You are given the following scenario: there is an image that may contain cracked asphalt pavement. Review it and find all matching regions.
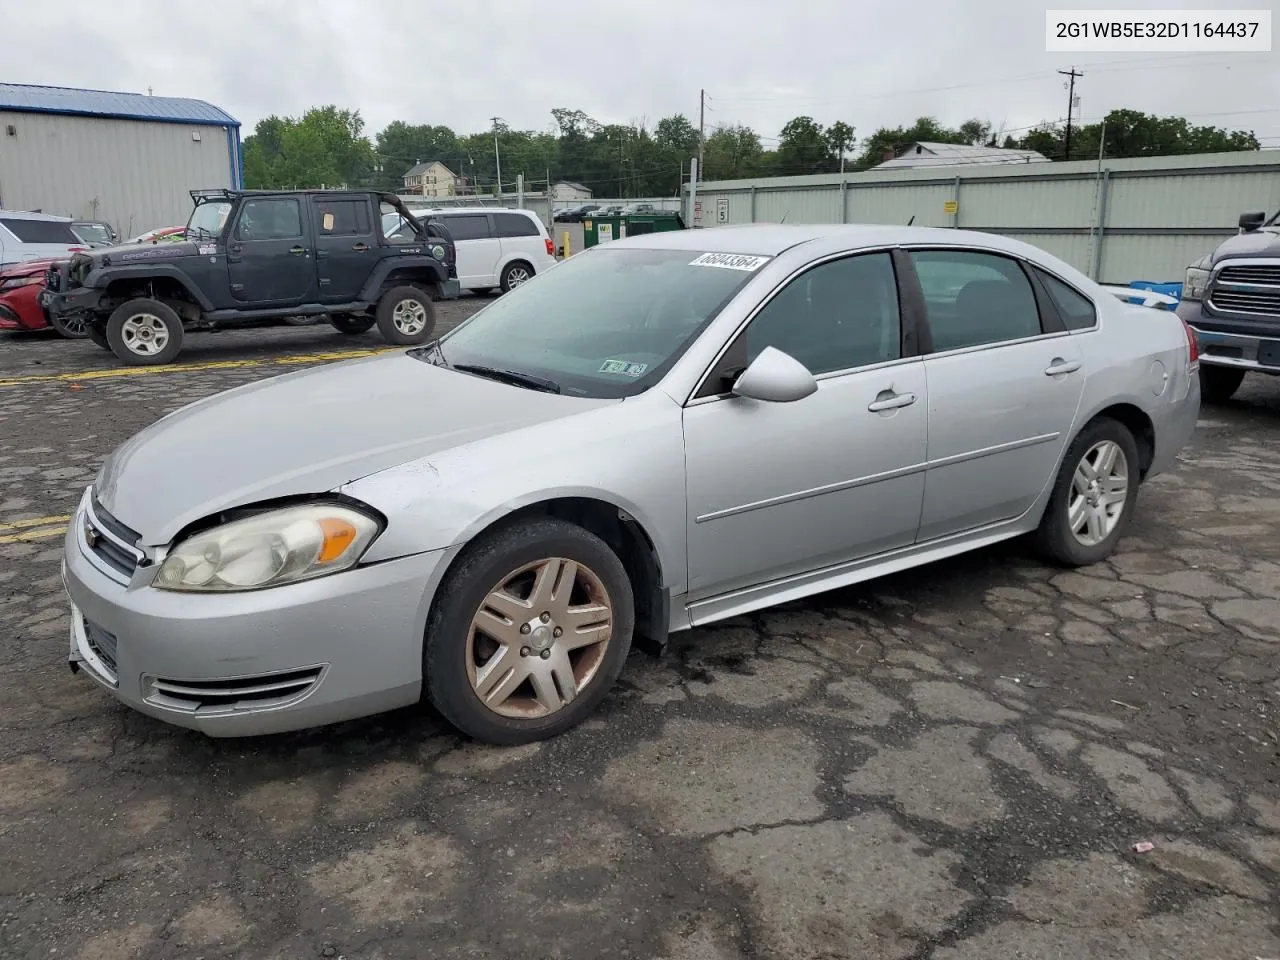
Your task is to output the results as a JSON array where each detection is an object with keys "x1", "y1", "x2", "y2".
[{"x1": 1, "y1": 304, "x2": 1278, "y2": 959}]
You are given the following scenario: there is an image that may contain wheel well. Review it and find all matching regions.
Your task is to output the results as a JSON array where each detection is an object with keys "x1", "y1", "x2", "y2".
[
  {"x1": 380, "y1": 268, "x2": 442, "y2": 299},
  {"x1": 1091, "y1": 403, "x2": 1155, "y2": 478},
  {"x1": 441, "y1": 497, "x2": 668, "y2": 656},
  {"x1": 102, "y1": 277, "x2": 200, "y2": 322}
]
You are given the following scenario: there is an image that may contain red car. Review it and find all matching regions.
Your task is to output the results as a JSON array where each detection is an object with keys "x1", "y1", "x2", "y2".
[{"x1": 0, "y1": 259, "x2": 87, "y2": 338}]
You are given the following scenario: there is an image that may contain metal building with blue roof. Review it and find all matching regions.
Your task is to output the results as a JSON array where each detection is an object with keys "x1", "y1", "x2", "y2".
[{"x1": 0, "y1": 82, "x2": 242, "y2": 238}]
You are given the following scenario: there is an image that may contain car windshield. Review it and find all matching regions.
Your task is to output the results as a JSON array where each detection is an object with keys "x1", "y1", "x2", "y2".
[
  {"x1": 431, "y1": 247, "x2": 764, "y2": 399},
  {"x1": 186, "y1": 201, "x2": 231, "y2": 239},
  {"x1": 71, "y1": 223, "x2": 112, "y2": 245}
]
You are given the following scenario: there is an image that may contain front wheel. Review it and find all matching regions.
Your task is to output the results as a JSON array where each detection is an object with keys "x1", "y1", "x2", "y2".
[
  {"x1": 424, "y1": 518, "x2": 635, "y2": 745},
  {"x1": 330, "y1": 314, "x2": 376, "y2": 335},
  {"x1": 48, "y1": 312, "x2": 89, "y2": 339},
  {"x1": 375, "y1": 286, "x2": 436, "y2": 345},
  {"x1": 86, "y1": 323, "x2": 110, "y2": 351},
  {"x1": 105, "y1": 298, "x2": 184, "y2": 366},
  {"x1": 1035, "y1": 417, "x2": 1141, "y2": 567},
  {"x1": 1199, "y1": 365, "x2": 1245, "y2": 404}
]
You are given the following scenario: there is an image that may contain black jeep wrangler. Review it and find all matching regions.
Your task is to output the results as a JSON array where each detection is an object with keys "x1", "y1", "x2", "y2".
[{"x1": 42, "y1": 189, "x2": 460, "y2": 365}]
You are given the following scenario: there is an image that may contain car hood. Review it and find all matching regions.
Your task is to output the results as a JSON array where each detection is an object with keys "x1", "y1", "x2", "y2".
[
  {"x1": 0, "y1": 258, "x2": 57, "y2": 279},
  {"x1": 1211, "y1": 228, "x2": 1280, "y2": 264},
  {"x1": 91, "y1": 240, "x2": 198, "y2": 267},
  {"x1": 95, "y1": 352, "x2": 613, "y2": 545}
]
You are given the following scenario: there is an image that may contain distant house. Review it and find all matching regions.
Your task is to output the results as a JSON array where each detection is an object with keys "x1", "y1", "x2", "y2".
[
  {"x1": 875, "y1": 142, "x2": 1049, "y2": 170},
  {"x1": 551, "y1": 180, "x2": 592, "y2": 201},
  {"x1": 402, "y1": 160, "x2": 461, "y2": 197}
]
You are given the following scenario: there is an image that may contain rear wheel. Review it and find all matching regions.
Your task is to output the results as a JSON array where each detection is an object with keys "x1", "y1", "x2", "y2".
[
  {"x1": 424, "y1": 518, "x2": 634, "y2": 745},
  {"x1": 1035, "y1": 417, "x2": 1140, "y2": 567},
  {"x1": 500, "y1": 261, "x2": 533, "y2": 293},
  {"x1": 375, "y1": 286, "x2": 436, "y2": 345},
  {"x1": 105, "y1": 298, "x2": 184, "y2": 366},
  {"x1": 1199, "y1": 365, "x2": 1245, "y2": 404},
  {"x1": 330, "y1": 314, "x2": 376, "y2": 335}
]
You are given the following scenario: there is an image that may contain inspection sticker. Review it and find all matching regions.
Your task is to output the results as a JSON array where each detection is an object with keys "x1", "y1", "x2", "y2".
[
  {"x1": 689, "y1": 252, "x2": 770, "y2": 271},
  {"x1": 599, "y1": 359, "x2": 648, "y2": 377}
]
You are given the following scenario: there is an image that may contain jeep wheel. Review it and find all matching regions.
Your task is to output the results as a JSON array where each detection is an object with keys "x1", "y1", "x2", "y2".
[
  {"x1": 48, "y1": 312, "x2": 90, "y2": 340},
  {"x1": 375, "y1": 286, "x2": 436, "y2": 345},
  {"x1": 106, "y1": 298, "x2": 184, "y2": 366},
  {"x1": 330, "y1": 314, "x2": 376, "y2": 335}
]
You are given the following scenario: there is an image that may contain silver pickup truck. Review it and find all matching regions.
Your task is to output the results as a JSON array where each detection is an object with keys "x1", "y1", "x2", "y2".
[{"x1": 1177, "y1": 210, "x2": 1280, "y2": 402}]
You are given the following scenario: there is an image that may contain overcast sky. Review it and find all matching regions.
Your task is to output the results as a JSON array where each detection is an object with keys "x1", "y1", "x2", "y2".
[{"x1": 7, "y1": 0, "x2": 1279, "y2": 149}]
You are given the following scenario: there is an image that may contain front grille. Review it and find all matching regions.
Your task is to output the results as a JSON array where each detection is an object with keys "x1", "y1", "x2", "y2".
[
  {"x1": 85, "y1": 495, "x2": 141, "y2": 578},
  {"x1": 83, "y1": 619, "x2": 119, "y2": 676},
  {"x1": 1218, "y1": 264, "x2": 1280, "y2": 286},
  {"x1": 1208, "y1": 289, "x2": 1280, "y2": 316},
  {"x1": 146, "y1": 667, "x2": 324, "y2": 712}
]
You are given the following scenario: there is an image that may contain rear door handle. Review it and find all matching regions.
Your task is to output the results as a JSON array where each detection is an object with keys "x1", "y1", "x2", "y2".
[
  {"x1": 352, "y1": 242, "x2": 369, "y2": 252},
  {"x1": 868, "y1": 390, "x2": 917, "y2": 412},
  {"x1": 289, "y1": 245, "x2": 307, "y2": 256},
  {"x1": 1044, "y1": 358, "x2": 1081, "y2": 376}
]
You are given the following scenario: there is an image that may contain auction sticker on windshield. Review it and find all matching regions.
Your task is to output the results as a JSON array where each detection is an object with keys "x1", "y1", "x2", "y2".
[
  {"x1": 599, "y1": 359, "x2": 648, "y2": 377},
  {"x1": 689, "y1": 252, "x2": 770, "y2": 271}
]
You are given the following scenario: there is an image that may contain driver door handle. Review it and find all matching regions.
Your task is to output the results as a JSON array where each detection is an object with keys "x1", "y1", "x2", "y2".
[
  {"x1": 867, "y1": 390, "x2": 917, "y2": 412},
  {"x1": 352, "y1": 242, "x2": 369, "y2": 252},
  {"x1": 289, "y1": 245, "x2": 307, "y2": 256},
  {"x1": 1044, "y1": 358, "x2": 1081, "y2": 376}
]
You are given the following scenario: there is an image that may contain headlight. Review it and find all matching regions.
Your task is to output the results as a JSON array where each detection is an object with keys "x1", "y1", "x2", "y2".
[
  {"x1": 1183, "y1": 266, "x2": 1210, "y2": 301},
  {"x1": 0, "y1": 276, "x2": 41, "y2": 291},
  {"x1": 153, "y1": 503, "x2": 380, "y2": 593}
]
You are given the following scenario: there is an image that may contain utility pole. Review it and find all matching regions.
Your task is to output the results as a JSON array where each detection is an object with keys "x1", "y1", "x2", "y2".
[
  {"x1": 698, "y1": 89, "x2": 706, "y2": 175},
  {"x1": 1058, "y1": 67, "x2": 1082, "y2": 161},
  {"x1": 491, "y1": 116, "x2": 504, "y2": 198}
]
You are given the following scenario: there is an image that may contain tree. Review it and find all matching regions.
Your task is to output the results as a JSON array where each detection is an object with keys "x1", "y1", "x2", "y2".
[
  {"x1": 703, "y1": 125, "x2": 766, "y2": 181},
  {"x1": 852, "y1": 117, "x2": 975, "y2": 170},
  {"x1": 1006, "y1": 109, "x2": 1260, "y2": 161},
  {"x1": 375, "y1": 121, "x2": 459, "y2": 191},
  {"x1": 776, "y1": 116, "x2": 830, "y2": 175},
  {"x1": 241, "y1": 106, "x2": 375, "y2": 189},
  {"x1": 825, "y1": 121, "x2": 856, "y2": 172}
]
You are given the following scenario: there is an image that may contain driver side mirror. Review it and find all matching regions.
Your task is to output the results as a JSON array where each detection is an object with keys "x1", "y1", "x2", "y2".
[
  {"x1": 1239, "y1": 211, "x2": 1266, "y2": 232},
  {"x1": 730, "y1": 346, "x2": 818, "y2": 403}
]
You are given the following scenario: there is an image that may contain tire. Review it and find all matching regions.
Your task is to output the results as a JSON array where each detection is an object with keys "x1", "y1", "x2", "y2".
[
  {"x1": 1199, "y1": 365, "x2": 1245, "y2": 404},
  {"x1": 330, "y1": 314, "x2": 376, "y2": 335},
  {"x1": 105, "y1": 298, "x2": 184, "y2": 366},
  {"x1": 86, "y1": 323, "x2": 110, "y2": 351},
  {"x1": 424, "y1": 517, "x2": 635, "y2": 745},
  {"x1": 1035, "y1": 417, "x2": 1141, "y2": 567},
  {"x1": 48, "y1": 312, "x2": 89, "y2": 339},
  {"x1": 500, "y1": 261, "x2": 533, "y2": 294},
  {"x1": 375, "y1": 285, "x2": 436, "y2": 345},
  {"x1": 471, "y1": 287, "x2": 494, "y2": 297}
]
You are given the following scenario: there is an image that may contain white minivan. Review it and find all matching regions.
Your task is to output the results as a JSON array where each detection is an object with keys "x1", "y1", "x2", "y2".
[
  {"x1": 387, "y1": 207, "x2": 556, "y2": 295},
  {"x1": 0, "y1": 211, "x2": 90, "y2": 267}
]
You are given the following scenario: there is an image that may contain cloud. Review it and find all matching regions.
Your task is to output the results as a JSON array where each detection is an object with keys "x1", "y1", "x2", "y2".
[{"x1": 7, "y1": 0, "x2": 1278, "y2": 146}]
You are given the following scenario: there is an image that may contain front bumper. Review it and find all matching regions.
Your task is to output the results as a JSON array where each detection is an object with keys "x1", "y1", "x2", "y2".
[
  {"x1": 62, "y1": 506, "x2": 450, "y2": 737},
  {"x1": 41, "y1": 284, "x2": 104, "y2": 318},
  {"x1": 1177, "y1": 300, "x2": 1280, "y2": 374}
]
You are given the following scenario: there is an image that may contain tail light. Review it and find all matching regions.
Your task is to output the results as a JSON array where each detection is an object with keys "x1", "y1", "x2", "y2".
[
  {"x1": 1181, "y1": 319, "x2": 1199, "y2": 370},
  {"x1": 545, "y1": 237, "x2": 555, "y2": 257}
]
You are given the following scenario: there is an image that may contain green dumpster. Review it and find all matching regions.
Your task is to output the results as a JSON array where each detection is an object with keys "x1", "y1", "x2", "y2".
[{"x1": 582, "y1": 212, "x2": 685, "y2": 248}]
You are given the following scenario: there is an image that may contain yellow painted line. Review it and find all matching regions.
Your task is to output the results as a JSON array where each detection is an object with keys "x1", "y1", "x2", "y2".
[
  {"x1": 0, "y1": 524, "x2": 67, "y2": 544},
  {"x1": 0, "y1": 514, "x2": 73, "y2": 532},
  {"x1": 0, "y1": 347, "x2": 398, "y2": 388}
]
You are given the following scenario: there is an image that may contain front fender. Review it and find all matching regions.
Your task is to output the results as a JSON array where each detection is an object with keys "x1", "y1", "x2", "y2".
[{"x1": 86, "y1": 264, "x2": 214, "y2": 311}]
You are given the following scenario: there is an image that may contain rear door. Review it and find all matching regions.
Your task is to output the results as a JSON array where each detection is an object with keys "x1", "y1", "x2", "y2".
[
  {"x1": 907, "y1": 247, "x2": 1085, "y2": 542},
  {"x1": 226, "y1": 197, "x2": 316, "y2": 305},
  {"x1": 311, "y1": 195, "x2": 377, "y2": 303},
  {"x1": 444, "y1": 213, "x2": 501, "y2": 289},
  {"x1": 493, "y1": 211, "x2": 553, "y2": 275}
]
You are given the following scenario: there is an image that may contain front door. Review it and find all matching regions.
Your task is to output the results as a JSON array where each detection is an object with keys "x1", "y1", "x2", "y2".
[
  {"x1": 227, "y1": 197, "x2": 316, "y2": 305},
  {"x1": 683, "y1": 250, "x2": 928, "y2": 601},
  {"x1": 311, "y1": 196, "x2": 377, "y2": 303},
  {"x1": 444, "y1": 213, "x2": 501, "y2": 289},
  {"x1": 907, "y1": 247, "x2": 1087, "y2": 541}
]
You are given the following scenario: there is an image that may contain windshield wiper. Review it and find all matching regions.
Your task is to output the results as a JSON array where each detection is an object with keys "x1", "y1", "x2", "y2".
[{"x1": 452, "y1": 364, "x2": 561, "y2": 394}]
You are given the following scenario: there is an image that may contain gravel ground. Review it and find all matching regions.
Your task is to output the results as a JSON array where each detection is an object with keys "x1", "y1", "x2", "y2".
[{"x1": 0, "y1": 304, "x2": 1277, "y2": 960}]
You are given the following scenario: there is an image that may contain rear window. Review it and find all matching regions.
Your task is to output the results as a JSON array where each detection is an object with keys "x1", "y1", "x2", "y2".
[
  {"x1": 493, "y1": 212, "x2": 540, "y2": 238},
  {"x1": 0, "y1": 218, "x2": 80, "y2": 244},
  {"x1": 443, "y1": 214, "x2": 492, "y2": 241},
  {"x1": 313, "y1": 198, "x2": 371, "y2": 236},
  {"x1": 1036, "y1": 268, "x2": 1098, "y2": 330}
]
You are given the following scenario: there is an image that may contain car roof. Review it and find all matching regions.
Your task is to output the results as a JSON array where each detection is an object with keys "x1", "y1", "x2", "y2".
[
  {"x1": 422, "y1": 207, "x2": 535, "y2": 217},
  {"x1": 0, "y1": 209, "x2": 73, "y2": 223},
  {"x1": 614, "y1": 223, "x2": 1038, "y2": 258}
]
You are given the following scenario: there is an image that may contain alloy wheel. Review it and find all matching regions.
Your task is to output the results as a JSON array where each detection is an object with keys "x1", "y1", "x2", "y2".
[
  {"x1": 391, "y1": 299, "x2": 428, "y2": 336},
  {"x1": 466, "y1": 557, "x2": 613, "y2": 719},
  {"x1": 1068, "y1": 439, "x2": 1129, "y2": 547},
  {"x1": 120, "y1": 314, "x2": 169, "y2": 356}
]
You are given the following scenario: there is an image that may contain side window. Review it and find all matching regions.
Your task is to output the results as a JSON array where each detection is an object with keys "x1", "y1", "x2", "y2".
[
  {"x1": 444, "y1": 215, "x2": 492, "y2": 241},
  {"x1": 493, "y1": 212, "x2": 540, "y2": 238},
  {"x1": 910, "y1": 249, "x2": 1042, "y2": 352},
  {"x1": 313, "y1": 199, "x2": 371, "y2": 237},
  {"x1": 1036, "y1": 268, "x2": 1098, "y2": 330},
  {"x1": 379, "y1": 203, "x2": 417, "y2": 243},
  {"x1": 236, "y1": 199, "x2": 302, "y2": 241},
  {"x1": 743, "y1": 252, "x2": 901, "y2": 377}
]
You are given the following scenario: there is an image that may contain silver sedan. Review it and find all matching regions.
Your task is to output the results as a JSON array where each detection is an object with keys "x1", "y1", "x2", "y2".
[{"x1": 62, "y1": 225, "x2": 1201, "y2": 744}]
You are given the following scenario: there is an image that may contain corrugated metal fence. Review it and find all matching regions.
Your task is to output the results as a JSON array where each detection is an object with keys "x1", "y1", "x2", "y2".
[{"x1": 683, "y1": 151, "x2": 1280, "y2": 283}]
